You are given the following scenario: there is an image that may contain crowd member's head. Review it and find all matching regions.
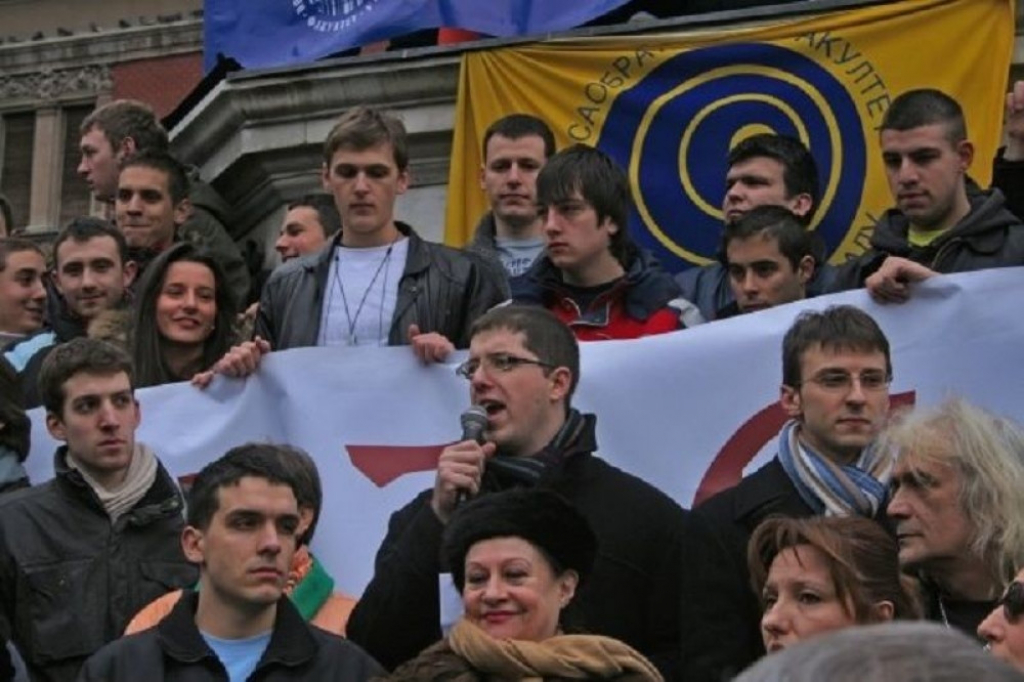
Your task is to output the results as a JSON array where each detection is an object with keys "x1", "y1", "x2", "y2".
[
  {"x1": 52, "y1": 217, "x2": 135, "y2": 322},
  {"x1": 183, "y1": 443, "x2": 303, "y2": 634},
  {"x1": 480, "y1": 114, "x2": 556, "y2": 236},
  {"x1": 979, "y1": 568, "x2": 1024, "y2": 672},
  {"x1": 0, "y1": 355, "x2": 30, "y2": 465},
  {"x1": 274, "y1": 193, "x2": 341, "y2": 261},
  {"x1": 79, "y1": 99, "x2": 169, "y2": 202},
  {"x1": 879, "y1": 89, "x2": 972, "y2": 232},
  {"x1": 39, "y1": 338, "x2": 140, "y2": 490},
  {"x1": 131, "y1": 242, "x2": 236, "y2": 387},
  {"x1": 115, "y1": 150, "x2": 191, "y2": 253},
  {"x1": 0, "y1": 194, "x2": 13, "y2": 236},
  {"x1": 457, "y1": 305, "x2": 578, "y2": 457},
  {"x1": 0, "y1": 238, "x2": 47, "y2": 338},
  {"x1": 749, "y1": 515, "x2": 920, "y2": 654},
  {"x1": 321, "y1": 106, "x2": 409, "y2": 248},
  {"x1": 735, "y1": 622, "x2": 1023, "y2": 682},
  {"x1": 723, "y1": 134, "x2": 819, "y2": 225},
  {"x1": 536, "y1": 144, "x2": 638, "y2": 285},
  {"x1": 721, "y1": 205, "x2": 815, "y2": 314},
  {"x1": 443, "y1": 488, "x2": 597, "y2": 641},
  {"x1": 882, "y1": 399, "x2": 1024, "y2": 600},
  {"x1": 780, "y1": 305, "x2": 892, "y2": 465}
]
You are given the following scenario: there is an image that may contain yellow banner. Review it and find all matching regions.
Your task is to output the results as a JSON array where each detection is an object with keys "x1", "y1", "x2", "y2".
[{"x1": 446, "y1": 0, "x2": 1014, "y2": 268}]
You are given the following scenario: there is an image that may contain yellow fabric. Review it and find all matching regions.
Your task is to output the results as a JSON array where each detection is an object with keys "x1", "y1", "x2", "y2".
[
  {"x1": 908, "y1": 224, "x2": 950, "y2": 248},
  {"x1": 445, "y1": 0, "x2": 1013, "y2": 269},
  {"x1": 447, "y1": 618, "x2": 664, "y2": 681}
]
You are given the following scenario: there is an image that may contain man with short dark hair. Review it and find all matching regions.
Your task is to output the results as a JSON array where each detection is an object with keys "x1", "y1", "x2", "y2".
[
  {"x1": 5, "y1": 218, "x2": 136, "y2": 406},
  {"x1": 513, "y1": 143, "x2": 699, "y2": 339},
  {"x1": 717, "y1": 205, "x2": 816, "y2": 318},
  {"x1": 678, "y1": 133, "x2": 830, "y2": 320},
  {"x1": 256, "y1": 106, "x2": 507, "y2": 360},
  {"x1": 832, "y1": 88, "x2": 1024, "y2": 291},
  {"x1": 468, "y1": 114, "x2": 556, "y2": 282},
  {"x1": 78, "y1": 99, "x2": 250, "y2": 303},
  {"x1": 681, "y1": 305, "x2": 896, "y2": 681},
  {"x1": 347, "y1": 304, "x2": 687, "y2": 677},
  {"x1": 275, "y1": 194, "x2": 342, "y2": 262},
  {"x1": 0, "y1": 238, "x2": 46, "y2": 349},
  {"x1": 79, "y1": 443, "x2": 383, "y2": 681},
  {"x1": 0, "y1": 338, "x2": 195, "y2": 682}
]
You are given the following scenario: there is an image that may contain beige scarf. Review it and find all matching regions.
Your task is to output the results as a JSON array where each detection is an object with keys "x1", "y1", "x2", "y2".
[
  {"x1": 448, "y1": 619, "x2": 664, "y2": 681},
  {"x1": 69, "y1": 442, "x2": 158, "y2": 521}
]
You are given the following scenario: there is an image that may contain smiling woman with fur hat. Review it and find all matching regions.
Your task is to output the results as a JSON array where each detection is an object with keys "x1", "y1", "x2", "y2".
[{"x1": 377, "y1": 489, "x2": 663, "y2": 681}]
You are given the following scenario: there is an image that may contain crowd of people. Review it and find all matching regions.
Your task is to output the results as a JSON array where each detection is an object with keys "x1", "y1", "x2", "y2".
[{"x1": 0, "y1": 73, "x2": 1023, "y2": 681}]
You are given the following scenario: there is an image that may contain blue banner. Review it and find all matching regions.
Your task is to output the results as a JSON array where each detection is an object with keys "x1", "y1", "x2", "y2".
[{"x1": 204, "y1": 0, "x2": 634, "y2": 71}]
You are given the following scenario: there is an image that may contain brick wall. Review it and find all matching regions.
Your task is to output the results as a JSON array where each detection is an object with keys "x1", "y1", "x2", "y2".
[{"x1": 112, "y1": 51, "x2": 203, "y2": 119}]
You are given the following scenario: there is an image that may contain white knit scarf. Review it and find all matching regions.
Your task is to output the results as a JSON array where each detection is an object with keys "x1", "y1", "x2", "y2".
[{"x1": 69, "y1": 442, "x2": 158, "y2": 521}]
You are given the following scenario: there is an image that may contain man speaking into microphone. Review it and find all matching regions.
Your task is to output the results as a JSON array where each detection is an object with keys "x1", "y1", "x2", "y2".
[{"x1": 346, "y1": 305, "x2": 687, "y2": 678}]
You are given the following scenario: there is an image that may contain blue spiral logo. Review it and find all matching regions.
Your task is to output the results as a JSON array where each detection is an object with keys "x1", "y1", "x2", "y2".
[{"x1": 598, "y1": 42, "x2": 865, "y2": 269}]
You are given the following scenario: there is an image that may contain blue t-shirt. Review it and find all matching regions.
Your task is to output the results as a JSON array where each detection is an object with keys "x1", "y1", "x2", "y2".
[
  {"x1": 201, "y1": 630, "x2": 272, "y2": 682},
  {"x1": 495, "y1": 236, "x2": 545, "y2": 278}
]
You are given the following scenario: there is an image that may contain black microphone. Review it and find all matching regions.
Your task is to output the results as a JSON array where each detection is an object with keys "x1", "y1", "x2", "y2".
[{"x1": 456, "y1": 405, "x2": 489, "y2": 507}]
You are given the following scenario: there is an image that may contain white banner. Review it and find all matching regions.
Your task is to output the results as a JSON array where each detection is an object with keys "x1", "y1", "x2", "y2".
[{"x1": 25, "y1": 267, "x2": 1024, "y2": 595}]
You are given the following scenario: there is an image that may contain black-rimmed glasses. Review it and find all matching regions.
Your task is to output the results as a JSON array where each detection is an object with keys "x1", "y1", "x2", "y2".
[{"x1": 455, "y1": 352, "x2": 555, "y2": 380}]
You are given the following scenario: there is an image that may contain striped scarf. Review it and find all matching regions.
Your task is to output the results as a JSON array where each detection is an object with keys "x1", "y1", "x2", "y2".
[{"x1": 777, "y1": 419, "x2": 892, "y2": 517}]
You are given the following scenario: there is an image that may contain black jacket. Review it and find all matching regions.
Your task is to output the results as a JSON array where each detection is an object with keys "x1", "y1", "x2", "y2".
[
  {"x1": 77, "y1": 590, "x2": 383, "y2": 681},
  {"x1": 255, "y1": 223, "x2": 509, "y2": 350},
  {"x1": 993, "y1": 146, "x2": 1024, "y2": 222},
  {"x1": 680, "y1": 458, "x2": 814, "y2": 682},
  {"x1": 0, "y1": 448, "x2": 197, "y2": 682},
  {"x1": 831, "y1": 187, "x2": 1024, "y2": 291},
  {"x1": 346, "y1": 413, "x2": 687, "y2": 679}
]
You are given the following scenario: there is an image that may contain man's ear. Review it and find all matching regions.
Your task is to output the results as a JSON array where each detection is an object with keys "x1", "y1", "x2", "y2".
[
  {"x1": 479, "y1": 163, "x2": 487, "y2": 191},
  {"x1": 796, "y1": 254, "x2": 815, "y2": 286},
  {"x1": 871, "y1": 600, "x2": 895, "y2": 623},
  {"x1": 122, "y1": 260, "x2": 138, "y2": 288},
  {"x1": 789, "y1": 193, "x2": 813, "y2": 218},
  {"x1": 118, "y1": 136, "x2": 138, "y2": 160},
  {"x1": 181, "y1": 526, "x2": 205, "y2": 564},
  {"x1": 45, "y1": 411, "x2": 66, "y2": 442},
  {"x1": 956, "y1": 139, "x2": 975, "y2": 172},
  {"x1": 173, "y1": 197, "x2": 193, "y2": 227},
  {"x1": 396, "y1": 168, "x2": 410, "y2": 196},
  {"x1": 549, "y1": 366, "x2": 573, "y2": 404},
  {"x1": 780, "y1": 384, "x2": 802, "y2": 419}
]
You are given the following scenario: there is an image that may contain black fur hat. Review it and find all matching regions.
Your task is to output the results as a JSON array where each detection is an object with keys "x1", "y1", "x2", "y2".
[{"x1": 442, "y1": 488, "x2": 598, "y2": 592}]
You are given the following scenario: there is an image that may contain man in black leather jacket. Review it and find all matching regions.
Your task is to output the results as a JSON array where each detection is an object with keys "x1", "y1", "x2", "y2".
[
  {"x1": 0, "y1": 338, "x2": 196, "y2": 682},
  {"x1": 256, "y1": 106, "x2": 507, "y2": 359}
]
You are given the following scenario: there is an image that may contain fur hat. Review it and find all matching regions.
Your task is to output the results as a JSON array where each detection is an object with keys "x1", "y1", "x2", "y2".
[{"x1": 442, "y1": 488, "x2": 598, "y2": 592}]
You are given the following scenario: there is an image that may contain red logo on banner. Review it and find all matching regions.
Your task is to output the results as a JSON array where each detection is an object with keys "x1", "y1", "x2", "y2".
[
  {"x1": 691, "y1": 391, "x2": 917, "y2": 506},
  {"x1": 347, "y1": 443, "x2": 449, "y2": 488}
]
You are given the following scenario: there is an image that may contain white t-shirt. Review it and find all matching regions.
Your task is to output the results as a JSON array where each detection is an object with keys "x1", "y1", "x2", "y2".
[{"x1": 318, "y1": 238, "x2": 410, "y2": 346}]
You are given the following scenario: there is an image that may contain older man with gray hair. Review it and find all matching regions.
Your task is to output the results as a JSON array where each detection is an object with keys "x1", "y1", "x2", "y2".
[{"x1": 882, "y1": 398, "x2": 1024, "y2": 637}]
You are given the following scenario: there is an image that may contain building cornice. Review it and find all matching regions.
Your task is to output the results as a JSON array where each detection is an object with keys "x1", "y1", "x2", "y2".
[{"x1": 0, "y1": 20, "x2": 201, "y2": 108}]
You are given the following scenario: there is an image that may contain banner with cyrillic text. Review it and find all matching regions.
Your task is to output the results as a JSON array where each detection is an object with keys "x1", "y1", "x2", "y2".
[
  {"x1": 26, "y1": 268, "x2": 1024, "y2": 594},
  {"x1": 445, "y1": 0, "x2": 1013, "y2": 272}
]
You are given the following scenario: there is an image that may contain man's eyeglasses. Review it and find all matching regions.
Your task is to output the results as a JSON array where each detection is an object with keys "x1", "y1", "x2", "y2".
[
  {"x1": 455, "y1": 353, "x2": 555, "y2": 380},
  {"x1": 799, "y1": 370, "x2": 891, "y2": 393},
  {"x1": 999, "y1": 581, "x2": 1024, "y2": 623}
]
